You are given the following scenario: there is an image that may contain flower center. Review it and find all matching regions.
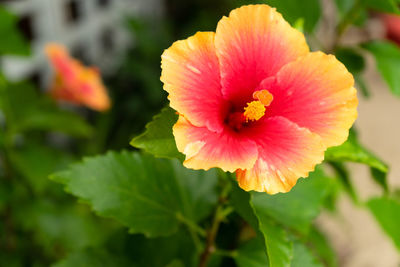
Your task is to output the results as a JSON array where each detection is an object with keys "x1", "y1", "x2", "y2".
[
  {"x1": 244, "y1": 101, "x2": 266, "y2": 122},
  {"x1": 226, "y1": 89, "x2": 273, "y2": 131}
]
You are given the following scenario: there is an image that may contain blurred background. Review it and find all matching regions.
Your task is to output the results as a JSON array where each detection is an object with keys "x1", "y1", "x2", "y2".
[{"x1": 0, "y1": 0, "x2": 399, "y2": 266}]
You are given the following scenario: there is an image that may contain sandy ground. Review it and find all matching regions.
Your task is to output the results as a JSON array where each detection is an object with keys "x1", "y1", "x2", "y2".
[{"x1": 316, "y1": 56, "x2": 400, "y2": 266}]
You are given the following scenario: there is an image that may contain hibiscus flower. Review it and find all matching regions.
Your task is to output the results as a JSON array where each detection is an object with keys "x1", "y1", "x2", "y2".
[
  {"x1": 45, "y1": 43, "x2": 110, "y2": 111},
  {"x1": 161, "y1": 5, "x2": 358, "y2": 194}
]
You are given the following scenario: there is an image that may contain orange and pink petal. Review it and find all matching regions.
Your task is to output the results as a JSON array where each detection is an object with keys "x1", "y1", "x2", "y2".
[
  {"x1": 237, "y1": 116, "x2": 325, "y2": 193},
  {"x1": 46, "y1": 43, "x2": 111, "y2": 112},
  {"x1": 46, "y1": 44, "x2": 76, "y2": 80},
  {"x1": 76, "y1": 67, "x2": 111, "y2": 111},
  {"x1": 173, "y1": 116, "x2": 258, "y2": 172},
  {"x1": 214, "y1": 5, "x2": 309, "y2": 107},
  {"x1": 161, "y1": 32, "x2": 228, "y2": 132},
  {"x1": 265, "y1": 52, "x2": 358, "y2": 147}
]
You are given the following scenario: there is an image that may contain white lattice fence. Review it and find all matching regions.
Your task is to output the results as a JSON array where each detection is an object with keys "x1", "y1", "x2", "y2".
[{"x1": 1, "y1": 0, "x2": 163, "y2": 87}]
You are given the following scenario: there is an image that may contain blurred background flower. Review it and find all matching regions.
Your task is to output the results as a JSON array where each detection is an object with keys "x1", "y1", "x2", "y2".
[
  {"x1": 46, "y1": 43, "x2": 110, "y2": 111},
  {"x1": 379, "y1": 13, "x2": 400, "y2": 45}
]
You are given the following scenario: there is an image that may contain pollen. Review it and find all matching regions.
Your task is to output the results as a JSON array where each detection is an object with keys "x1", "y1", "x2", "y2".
[
  {"x1": 244, "y1": 100, "x2": 266, "y2": 122},
  {"x1": 253, "y1": 89, "x2": 273, "y2": 106}
]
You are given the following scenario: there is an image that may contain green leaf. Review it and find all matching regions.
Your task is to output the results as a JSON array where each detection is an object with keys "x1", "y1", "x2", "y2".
[
  {"x1": 335, "y1": 48, "x2": 369, "y2": 98},
  {"x1": 254, "y1": 217, "x2": 293, "y2": 267},
  {"x1": 367, "y1": 197, "x2": 400, "y2": 250},
  {"x1": 251, "y1": 167, "x2": 333, "y2": 235},
  {"x1": 125, "y1": 230, "x2": 197, "y2": 267},
  {"x1": 0, "y1": 80, "x2": 37, "y2": 125},
  {"x1": 335, "y1": 0, "x2": 355, "y2": 15},
  {"x1": 229, "y1": 179, "x2": 259, "y2": 230},
  {"x1": 235, "y1": 237, "x2": 269, "y2": 267},
  {"x1": 249, "y1": 169, "x2": 333, "y2": 266},
  {"x1": 249, "y1": 169, "x2": 333, "y2": 267},
  {"x1": 325, "y1": 132, "x2": 387, "y2": 172},
  {"x1": 291, "y1": 242, "x2": 324, "y2": 267},
  {"x1": 0, "y1": 81, "x2": 92, "y2": 137},
  {"x1": 362, "y1": 41, "x2": 400, "y2": 96},
  {"x1": 370, "y1": 168, "x2": 389, "y2": 193},
  {"x1": 165, "y1": 260, "x2": 185, "y2": 267},
  {"x1": 336, "y1": 48, "x2": 365, "y2": 74},
  {"x1": 130, "y1": 107, "x2": 184, "y2": 161},
  {"x1": 355, "y1": 75, "x2": 370, "y2": 98},
  {"x1": 307, "y1": 227, "x2": 338, "y2": 267},
  {"x1": 51, "y1": 151, "x2": 218, "y2": 237},
  {"x1": 293, "y1": 18, "x2": 304, "y2": 33},
  {"x1": 53, "y1": 229, "x2": 197, "y2": 267},
  {"x1": 322, "y1": 178, "x2": 341, "y2": 212},
  {"x1": 52, "y1": 249, "x2": 131, "y2": 267},
  {"x1": 325, "y1": 132, "x2": 388, "y2": 192},
  {"x1": 9, "y1": 144, "x2": 73, "y2": 193},
  {"x1": 362, "y1": 0, "x2": 400, "y2": 13},
  {"x1": 17, "y1": 200, "x2": 114, "y2": 256},
  {"x1": 328, "y1": 162, "x2": 359, "y2": 203},
  {"x1": 335, "y1": 0, "x2": 368, "y2": 26},
  {"x1": 266, "y1": 0, "x2": 321, "y2": 32},
  {"x1": 0, "y1": 7, "x2": 30, "y2": 56},
  {"x1": 16, "y1": 106, "x2": 93, "y2": 137}
]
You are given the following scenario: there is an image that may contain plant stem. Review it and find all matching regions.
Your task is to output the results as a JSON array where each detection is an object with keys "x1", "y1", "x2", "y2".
[
  {"x1": 176, "y1": 212, "x2": 206, "y2": 237},
  {"x1": 332, "y1": 0, "x2": 362, "y2": 51},
  {"x1": 176, "y1": 212, "x2": 206, "y2": 253},
  {"x1": 198, "y1": 203, "x2": 223, "y2": 267},
  {"x1": 214, "y1": 249, "x2": 237, "y2": 258},
  {"x1": 198, "y1": 176, "x2": 231, "y2": 267}
]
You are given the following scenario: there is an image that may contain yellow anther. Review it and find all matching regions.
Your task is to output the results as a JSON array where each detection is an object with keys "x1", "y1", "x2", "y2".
[{"x1": 244, "y1": 101, "x2": 266, "y2": 122}]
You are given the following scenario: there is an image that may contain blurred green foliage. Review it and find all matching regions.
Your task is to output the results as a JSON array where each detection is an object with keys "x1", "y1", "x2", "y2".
[
  {"x1": 0, "y1": 6, "x2": 30, "y2": 56},
  {"x1": 368, "y1": 197, "x2": 400, "y2": 250},
  {"x1": 363, "y1": 41, "x2": 400, "y2": 96}
]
